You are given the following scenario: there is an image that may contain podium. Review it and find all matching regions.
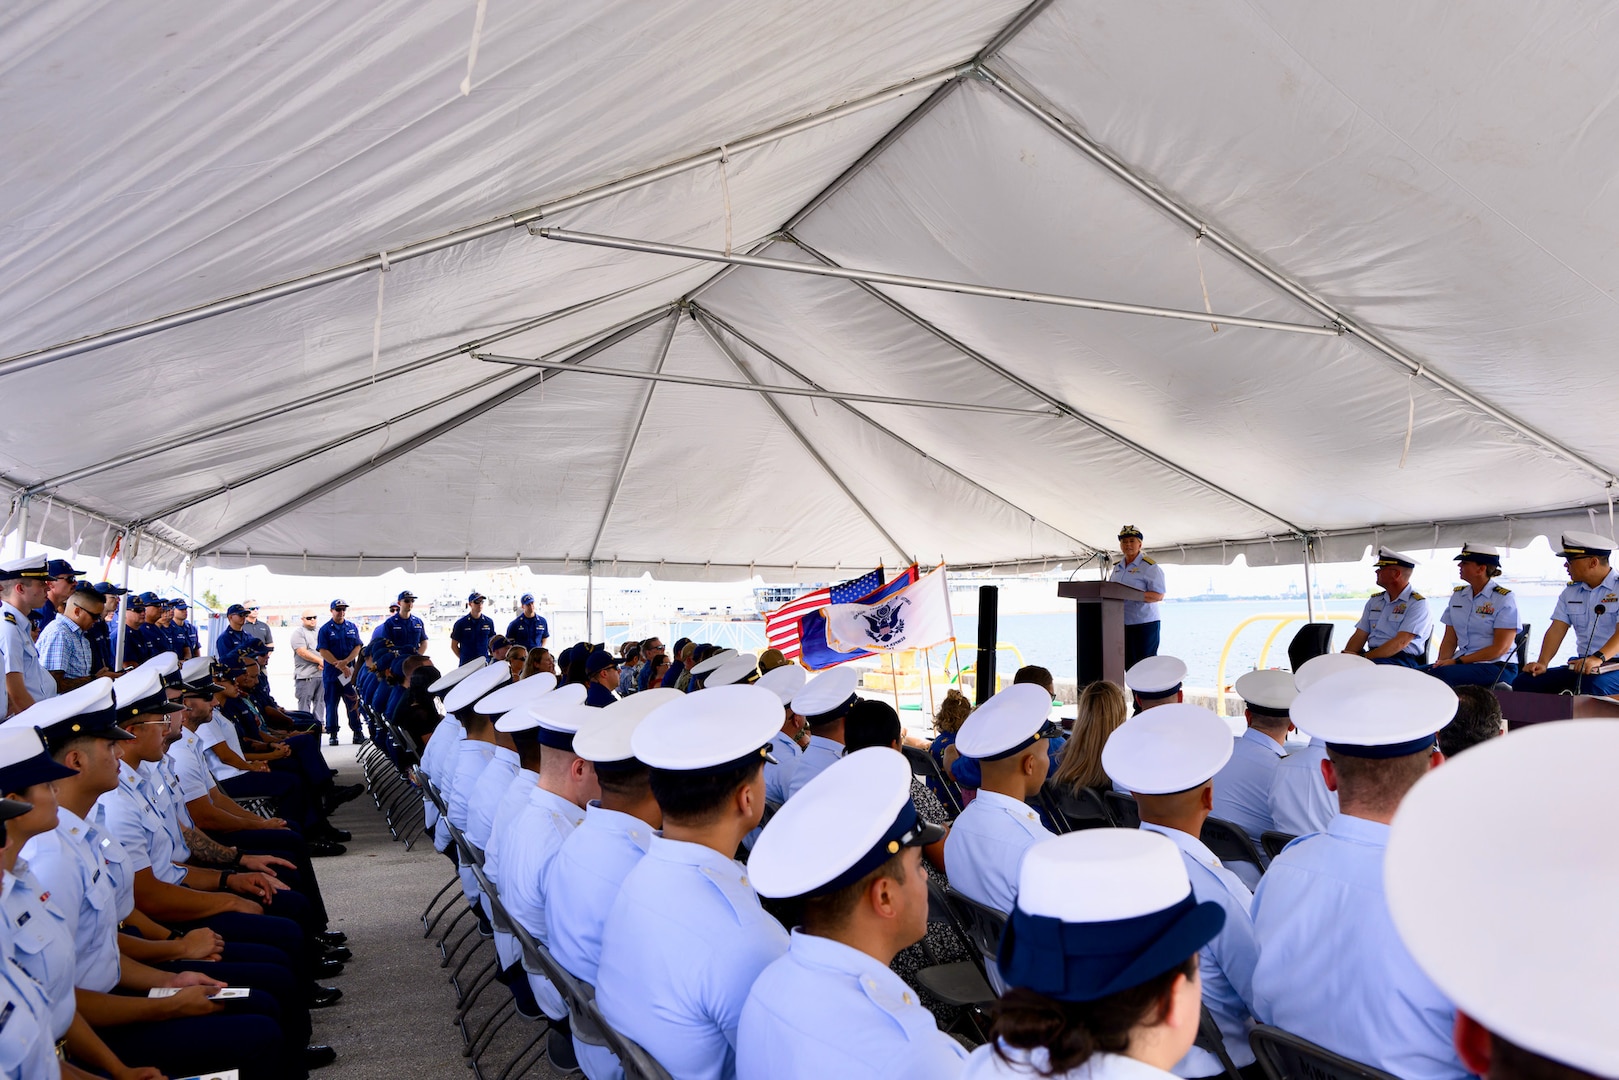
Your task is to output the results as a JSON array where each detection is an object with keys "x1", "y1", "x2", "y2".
[
  {"x1": 1057, "y1": 581, "x2": 1141, "y2": 687},
  {"x1": 1492, "y1": 687, "x2": 1619, "y2": 729}
]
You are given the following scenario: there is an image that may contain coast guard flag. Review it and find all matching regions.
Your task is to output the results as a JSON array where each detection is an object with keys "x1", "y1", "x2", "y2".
[
  {"x1": 798, "y1": 567, "x2": 917, "y2": 670},
  {"x1": 825, "y1": 565, "x2": 953, "y2": 655}
]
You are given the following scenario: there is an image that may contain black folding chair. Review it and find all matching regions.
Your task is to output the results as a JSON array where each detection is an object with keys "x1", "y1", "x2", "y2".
[
  {"x1": 1042, "y1": 781, "x2": 1115, "y2": 833},
  {"x1": 1260, "y1": 831, "x2": 1296, "y2": 861},
  {"x1": 912, "y1": 877, "x2": 995, "y2": 1044},
  {"x1": 902, "y1": 744, "x2": 964, "y2": 818},
  {"x1": 1249, "y1": 1024, "x2": 1402, "y2": 1080},
  {"x1": 944, "y1": 886, "x2": 1009, "y2": 998},
  {"x1": 1514, "y1": 623, "x2": 1531, "y2": 667},
  {"x1": 1200, "y1": 816, "x2": 1268, "y2": 875},
  {"x1": 1196, "y1": 1005, "x2": 1246, "y2": 1080},
  {"x1": 1102, "y1": 790, "x2": 1140, "y2": 828},
  {"x1": 1286, "y1": 623, "x2": 1335, "y2": 671}
]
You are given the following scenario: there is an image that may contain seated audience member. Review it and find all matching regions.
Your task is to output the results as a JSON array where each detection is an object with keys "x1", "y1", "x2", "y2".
[
  {"x1": 1436, "y1": 684, "x2": 1503, "y2": 758},
  {"x1": 1048, "y1": 680, "x2": 1130, "y2": 797},
  {"x1": 1210, "y1": 669, "x2": 1296, "y2": 848}
]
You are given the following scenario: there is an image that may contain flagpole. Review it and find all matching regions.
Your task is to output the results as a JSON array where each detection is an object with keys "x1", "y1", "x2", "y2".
[
  {"x1": 887, "y1": 652, "x2": 902, "y2": 714},
  {"x1": 923, "y1": 647, "x2": 937, "y2": 722}
]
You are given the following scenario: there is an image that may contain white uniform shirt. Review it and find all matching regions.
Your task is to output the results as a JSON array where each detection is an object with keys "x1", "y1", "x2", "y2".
[
  {"x1": 1138, "y1": 823, "x2": 1257, "y2": 1075},
  {"x1": 1266, "y1": 740, "x2": 1336, "y2": 838},
  {"x1": 596, "y1": 836, "x2": 789, "y2": 1080},
  {"x1": 942, "y1": 789, "x2": 1054, "y2": 915},
  {"x1": 1251, "y1": 815, "x2": 1464, "y2": 1080},
  {"x1": 495, "y1": 783, "x2": 585, "y2": 1020},
  {"x1": 736, "y1": 930, "x2": 968, "y2": 1080},
  {"x1": 0, "y1": 601, "x2": 55, "y2": 703},
  {"x1": 783, "y1": 734, "x2": 841, "y2": 800},
  {"x1": 20, "y1": 806, "x2": 122, "y2": 993},
  {"x1": 1210, "y1": 728, "x2": 1287, "y2": 846}
]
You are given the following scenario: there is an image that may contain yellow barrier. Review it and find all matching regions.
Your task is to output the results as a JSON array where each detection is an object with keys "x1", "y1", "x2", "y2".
[
  {"x1": 1214, "y1": 613, "x2": 1359, "y2": 698},
  {"x1": 940, "y1": 641, "x2": 1028, "y2": 695}
]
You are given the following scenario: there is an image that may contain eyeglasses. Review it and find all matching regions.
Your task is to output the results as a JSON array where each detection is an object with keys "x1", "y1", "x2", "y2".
[
  {"x1": 301, "y1": 616, "x2": 316, "y2": 620},
  {"x1": 124, "y1": 720, "x2": 169, "y2": 728},
  {"x1": 248, "y1": 606, "x2": 260, "y2": 611}
]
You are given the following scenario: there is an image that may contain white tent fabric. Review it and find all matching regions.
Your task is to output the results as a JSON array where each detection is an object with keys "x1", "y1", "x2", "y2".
[{"x1": 2, "y1": 0, "x2": 1616, "y2": 578}]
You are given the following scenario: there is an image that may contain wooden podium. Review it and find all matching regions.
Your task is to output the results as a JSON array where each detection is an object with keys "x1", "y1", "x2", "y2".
[
  {"x1": 1057, "y1": 581, "x2": 1141, "y2": 687},
  {"x1": 1492, "y1": 686, "x2": 1619, "y2": 729}
]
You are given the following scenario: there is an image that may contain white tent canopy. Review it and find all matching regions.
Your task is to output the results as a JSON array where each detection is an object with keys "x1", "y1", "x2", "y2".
[{"x1": 3, "y1": 0, "x2": 1616, "y2": 579}]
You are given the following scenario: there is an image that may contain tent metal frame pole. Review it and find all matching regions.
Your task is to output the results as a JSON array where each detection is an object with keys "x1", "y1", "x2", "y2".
[
  {"x1": 1302, "y1": 536, "x2": 1316, "y2": 623},
  {"x1": 536, "y1": 228, "x2": 1342, "y2": 336},
  {"x1": 692, "y1": 311, "x2": 911, "y2": 564},
  {"x1": 0, "y1": 66, "x2": 966, "y2": 380},
  {"x1": 475, "y1": 350, "x2": 1062, "y2": 417},
  {"x1": 586, "y1": 563, "x2": 594, "y2": 643},
  {"x1": 781, "y1": 232, "x2": 1305, "y2": 533},
  {"x1": 196, "y1": 308, "x2": 672, "y2": 554},
  {"x1": 0, "y1": 477, "x2": 193, "y2": 557},
  {"x1": 690, "y1": 303, "x2": 1102, "y2": 559},
  {"x1": 27, "y1": 279, "x2": 689, "y2": 495},
  {"x1": 113, "y1": 531, "x2": 131, "y2": 670},
  {"x1": 977, "y1": 63, "x2": 1619, "y2": 487},
  {"x1": 587, "y1": 311, "x2": 679, "y2": 563},
  {"x1": 12, "y1": 496, "x2": 26, "y2": 560}
]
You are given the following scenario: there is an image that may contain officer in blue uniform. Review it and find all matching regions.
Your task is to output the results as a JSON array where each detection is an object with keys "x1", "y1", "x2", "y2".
[
  {"x1": 381, "y1": 591, "x2": 428, "y2": 655},
  {"x1": 135, "y1": 592, "x2": 172, "y2": 661},
  {"x1": 0, "y1": 790, "x2": 65, "y2": 1080},
  {"x1": 1210, "y1": 668, "x2": 1295, "y2": 849},
  {"x1": 317, "y1": 600, "x2": 364, "y2": 745},
  {"x1": 505, "y1": 593, "x2": 549, "y2": 650},
  {"x1": 451, "y1": 592, "x2": 496, "y2": 665},
  {"x1": 172, "y1": 598, "x2": 200, "y2": 660},
  {"x1": 784, "y1": 667, "x2": 859, "y2": 799},
  {"x1": 1343, "y1": 547, "x2": 1433, "y2": 667},
  {"x1": 1251, "y1": 666, "x2": 1463, "y2": 1080},
  {"x1": 214, "y1": 603, "x2": 258, "y2": 665},
  {"x1": 1428, "y1": 544, "x2": 1520, "y2": 687},
  {"x1": 1109, "y1": 525, "x2": 1167, "y2": 668},
  {"x1": 738, "y1": 747, "x2": 959, "y2": 1080},
  {"x1": 1514, "y1": 531, "x2": 1619, "y2": 696},
  {"x1": 86, "y1": 583, "x2": 124, "y2": 673}
]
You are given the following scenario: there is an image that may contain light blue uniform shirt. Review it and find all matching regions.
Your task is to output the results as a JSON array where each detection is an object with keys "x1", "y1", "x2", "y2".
[
  {"x1": 496, "y1": 784, "x2": 585, "y2": 1020},
  {"x1": 482, "y1": 767, "x2": 539, "y2": 971},
  {"x1": 942, "y1": 789, "x2": 1054, "y2": 915},
  {"x1": 547, "y1": 803, "x2": 657, "y2": 1080},
  {"x1": 596, "y1": 836, "x2": 789, "y2": 1080},
  {"x1": 89, "y1": 802, "x2": 138, "y2": 920},
  {"x1": 465, "y1": 746, "x2": 520, "y2": 853},
  {"x1": 1138, "y1": 824, "x2": 1257, "y2": 1075},
  {"x1": 1211, "y1": 728, "x2": 1287, "y2": 846},
  {"x1": 97, "y1": 760, "x2": 185, "y2": 885},
  {"x1": 139, "y1": 757, "x2": 191, "y2": 862},
  {"x1": 1441, "y1": 582, "x2": 1520, "y2": 659},
  {"x1": 1354, "y1": 584, "x2": 1433, "y2": 657},
  {"x1": 420, "y1": 714, "x2": 464, "y2": 838},
  {"x1": 1, "y1": 863, "x2": 76, "y2": 1040},
  {"x1": 1550, "y1": 567, "x2": 1619, "y2": 653},
  {"x1": 1109, "y1": 556, "x2": 1166, "y2": 625},
  {"x1": 20, "y1": 807, "x2": 122, "y2": 994},
  {"x1": 0, "y1": 602, "x2": 55, "y2": 704},
  {"x1": 783, "y1": 734, "x2": 841, "y2": 800},
  {"x1": 1266, "y1": 740, "x2": 1335, "y2": 838},
  {"x1": 964, "y1": 1048, "x2": 1176, "y2": 1080},
  {"x1": 1251, "y1": 815, "x2": 1464, "y2": 1080},
  {"x1": 737, "y1": 930, "x2": 967, "y2": 1080},
  {"x1": 442, "y1": 734, "x2": 491, "y2": 861},
  {"x1": 0, "y1": 924, "x2": 59, "y2": 1080},
  {"x1": 762, "y1": 731, "x2": 801, "y2": 806}
]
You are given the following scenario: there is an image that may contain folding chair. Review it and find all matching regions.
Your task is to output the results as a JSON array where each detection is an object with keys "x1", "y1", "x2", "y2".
[
  {"x1": 1260, "y1": 831, "x2": 1296, "y2": 861},
  {"x1": 1249, "y1": 1024, "x2": 1402, "y2": 1080},
  {"x1": 1196, "y1": 1004, "x2": 1246, "y2": 1080},
  {"x1": 1200, "y1": 815, "x2": 1268, "y2": 876},
  {"x1": 911, "y1": 877, "x2": 995, "y2": 1045},
  {"x1": 1286, "y1": 623, "x2": 1335, "y2": 671},
  {"x1": 467, "y1": 868, "x2": 543, "y2": 1079},
  {"x1": 1041, "y1": 781, "x2": 1115, "y2": 833},
  {"x1": 902, "y1": 744, "x2": 963, "y2": 818},
  {"x1": 1102, "y1": 790, "x2": 1140, "y2": 829},
  {"x1": 944, "y1": 886, "x2": 1010, "y2": 997}
]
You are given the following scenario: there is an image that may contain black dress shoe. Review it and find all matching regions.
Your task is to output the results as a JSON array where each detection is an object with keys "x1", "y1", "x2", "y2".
[
  {"x1": 316, "y1": 930, "x2": 348, "y2": 946},
  {"x1": 547, "y1": 1027, "x2": 579, "y2": 1071},
  {"x1": 304, "y1": 1044, "x2": 338, "y2": 1070},
  {"x1": 324, "y1": 827, "x2": 352, "y2": 841},
  {"x1": 327, "y1": 735, "x2": 339, "y2": 746},
  {"x1": 314, "y1": 957, "x2": 346, "y2": 978},
  {"x1": 322, "y1": 784, "x2": 364, "y2": 813},
  {"x1": 309, "y1": 985, "x2": 344, "y2": 1008},
  {"x1": 307, "y1": 839, "x2": 347, "y2": 857},
  {"x1": 319, "y1": 943, "x2": 353, "y2": 963}
]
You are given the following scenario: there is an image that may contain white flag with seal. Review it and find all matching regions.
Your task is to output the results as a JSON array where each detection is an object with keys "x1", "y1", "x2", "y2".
[{"x1": 824, "y1": 566, "x2": 953, "y2": 653}]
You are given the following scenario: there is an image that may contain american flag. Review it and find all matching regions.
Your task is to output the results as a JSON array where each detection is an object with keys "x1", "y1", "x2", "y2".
[{"x1": 763, "y1": 567, "x2": 884, "y2": 661}]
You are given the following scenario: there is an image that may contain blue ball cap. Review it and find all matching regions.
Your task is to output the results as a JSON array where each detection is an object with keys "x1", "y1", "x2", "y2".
[
  {"x1": 467, "y1": 591, "x2": 486, "y2": 604},
  {"x1": 44, "y1": 559, "x2": 81, "y2": 579},
  {"x1": 520, "y1": 593, "x2": 535, "y2": 605},
  {"x1": 330, "y1": 599, "x2": 348, "y2": 611},
  {"x1": 136, "y1": 591, "x2": 159, "y2": 605},
  {"x1": 94, "y1": 582, "x2": 128, "y2": 596},
  {"x1": 225, "y1": 603, "x2": 249, "y2": 617},
  {"x1": 397, "y1": 590, "x2": 417, "y2": 602},
  {"x1": 585, "y1": 649, "x2": 617, "y2": 676},
  {"x1": 172, "y1": 599, "x2": 188, "y2": 610}
]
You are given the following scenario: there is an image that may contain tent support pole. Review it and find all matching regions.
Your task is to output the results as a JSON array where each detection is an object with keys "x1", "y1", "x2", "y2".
[
  {"x1": 537, "y1": 229, "x2": 1341, "y2": 336},
  {"x1": 690, "y1": 303, "x2": 1101, "y2": 558},
  {"x1": 1302, "y1": 536, "x2": 1316, "y2": 624},
  {"x1": 977, "y1": 64, "x2": 1619, "y2": 487},
  {"x1": 586, "y1": 563, "x2": 594, "y2": 644},
  {"x1": 588, "y1": 311, "x2": 680, "y2": 563},
  {"x1": 196, "y1": 308, "x2": 672, "y2": 553},
  {"x1": 692, "y1": 312, "x2": 911, "y2": 564},
  {"x1": 113, "y1": 531, "x2": 131, "y2": 670},
  {"x1": 0, "y1": 66, "x2": 967, "y2": 379},
  {"x1": 781, "y1": 233, "x2": 1305, "y2": 533},
  {"x1": 12, "y1": 496, "x2": 27, "y2": 559}
]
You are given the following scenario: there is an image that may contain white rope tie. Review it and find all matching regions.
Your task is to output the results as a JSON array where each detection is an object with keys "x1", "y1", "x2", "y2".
[
  {"x1": 1608, "y1": 488, "x2": 1615, "y2": 540},
  {"x1": 718, "y1": 146, "x2": 734, "y2": 257},
  {"x1": 1194, "y1": 234, "x2": 1218, "y2": 333},
  {"x1": 1398, "y1": 367, "x2": 1422, "y2": 469},
  {"x1": 371, "y1": 250, "x2": 391, "y2": 385},
  {"x1": 459, "y1": 0, "x2": 489, "y2": 97},
  {"x1": 35, "y1": 496, "x2": 53, "y2": 545}
]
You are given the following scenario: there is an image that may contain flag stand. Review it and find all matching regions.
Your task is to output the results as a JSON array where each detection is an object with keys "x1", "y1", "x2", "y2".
[
  {"x1": 886, "y1": 652, "x2": 902, "y2": 713},
  {"x1": 922, "y1": 647, "x2": 937, "y2": 723}
]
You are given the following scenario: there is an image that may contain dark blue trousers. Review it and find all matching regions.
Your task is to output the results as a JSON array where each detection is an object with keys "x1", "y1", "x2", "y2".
[
  {"x1": 1512, "y1": 665, "x2": 1619, "y2": 696},
  {"x1": 1124, "y1": 620, "x2": 1161, "y2": 669},
  {"x1": 97, "y1": 990, "x2": 292, "y2": 1080}
]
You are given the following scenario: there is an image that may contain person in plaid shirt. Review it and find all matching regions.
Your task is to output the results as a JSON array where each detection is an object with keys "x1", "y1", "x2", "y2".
[{"x1": 37, "y1": 583, "x2": 109, "y2": 692}]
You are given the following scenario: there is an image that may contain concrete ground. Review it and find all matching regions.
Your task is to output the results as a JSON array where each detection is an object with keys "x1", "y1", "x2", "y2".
[{"x1": 313, "y1": 742, "x2": 571, "y2": 1080}]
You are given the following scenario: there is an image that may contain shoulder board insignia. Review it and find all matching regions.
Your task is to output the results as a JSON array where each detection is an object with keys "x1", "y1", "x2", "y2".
[
  {"x1": 1411, "y1": 592, "x2": 1425, "y2": 601},
  {"x1": 1141, "y1": 556, "x2": 1156, "y2": 565},
  {"x1": 2, "y1": 613, "x2": 13, "y2": 624},
  {"x1": 0, "y1": 1001, "x2": 12, "y2": 1033},
  {"x1": 1453, "y1": 584, "x2": 1467, "y2": 591},
  {"x1": 1493, "y1": 584, "x2": 1511, "y2": 594}
]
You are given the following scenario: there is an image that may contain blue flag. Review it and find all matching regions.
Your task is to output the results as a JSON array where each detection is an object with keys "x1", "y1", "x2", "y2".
[{"x1": 798, "y1": 566, "x2": 918, "y2": 670}]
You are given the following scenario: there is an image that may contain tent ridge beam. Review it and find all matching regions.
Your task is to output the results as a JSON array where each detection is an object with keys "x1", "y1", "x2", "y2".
[
  {"x1": 975, "y1": 0, "x2": 1061, "y2": 63},
  {"x1": 193, "y1": 307, "x2": 673, "y2": 554},
  {"x1": 0, "y1": 66, "x2": 966, "y2": 379},
  {"x1": 781, "y1": 231, "x2": 1305, "y2": 533},
  {"x1": 536, "y1": 227, "x2": 1342, "y2": 336},
  {"x1": 976, "y1": 63, "x2": 1619, "y2": 487},
  {"x1": 690, "y1": 302, "x2": 1101, "y2": 558},
  {"x1": 692, "y1": 309, "x2": 912, "y2": 564},
  {"x1": 587, "y1": 310, "x2": 680, "y2": 562}
]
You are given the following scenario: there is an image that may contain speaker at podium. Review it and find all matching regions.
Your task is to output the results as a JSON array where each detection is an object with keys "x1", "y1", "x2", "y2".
[{"x1": 1057, "y1": 581, "x2": 1141, "y2": 688}]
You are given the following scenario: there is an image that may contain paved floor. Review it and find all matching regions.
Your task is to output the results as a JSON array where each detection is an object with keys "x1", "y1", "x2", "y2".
[{"x1": 313, "y1": 742, "x2": 571, "y2": 1079}]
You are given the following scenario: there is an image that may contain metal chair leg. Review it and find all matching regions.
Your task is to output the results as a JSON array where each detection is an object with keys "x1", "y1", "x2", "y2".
[{"x1": 421, "y1": 875, "x2": 462, "y2": 933}]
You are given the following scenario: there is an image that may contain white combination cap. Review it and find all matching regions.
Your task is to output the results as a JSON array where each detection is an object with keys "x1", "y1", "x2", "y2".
[
  {"x1": 1386, "y1": 722, "x2": 1619, "y2": 1078},
  {"x1": 954, "y1": 683, "x2": 1056, "y2": 761},
  {"x1": 688, "y1": 649, "x2": 738, "y2": 676},
  {"x1": 1101, "y1": 703, "x2": 1233, "y2": 795},
  {"x1": 1453, "y1": 542, "x2": 1503, "y2": 566},
  {"x1": 1372, "y1": 545, "x2": 1417, "y2": 569},
  {"x1": 572, "y1": 688, "x2": 683, "y2": 765},
  {"x1": 0, "y1": 554, "x2": 49, "y2": 579},
  {"x1": 1292, "y1": 651, "x2": 1372, "y2": 691},
  {"x1": 754, "y1": 663, "x2": 806, "y2": 706},
  {"x1": 1233, "y1": 669, "x2": 1297, "y2": 714},
  {"x1": 750, "y1": 747, "x2": 945, "y2": 899},
  {"x1": 1125, "y1": 654, "x2": 1186, "y2": 696},
  {"x1": 494, "y1": 683, "x2": 586, "y2": 734},
  {"x1": 473, "y1": 672, "x2": 558, "y2": 716},
  {"x1": 428, "y1": 656, "x2": 488, "y2": 694},
  {"x1": 630, "y1": 684, "x2": 782, "y2": 773},
  {"x1": 789, "y1": 666, "x2": 859, "y2": 720},
  {"x1": 1019, "y1": 829, "x2": 1189, "y2": 922},
  {"x1": 704, "y1": 654, "x2": 759, "y2": 688},
  {"x1": 112, "y1": 661, "x2": 183, "y2": 719},
  {"x1": 179, "y1": 655, "x2": 217, "y2": 686},
  {"x1": 1292, "y1": 665, "x2": 1455, "y2": 759},
  {"x1": 1554, "y1": 531, "x2": 1615, "y2": 559},
  {"x1": 442, "y1": 662, "x2": 511, "y2": 714}
]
